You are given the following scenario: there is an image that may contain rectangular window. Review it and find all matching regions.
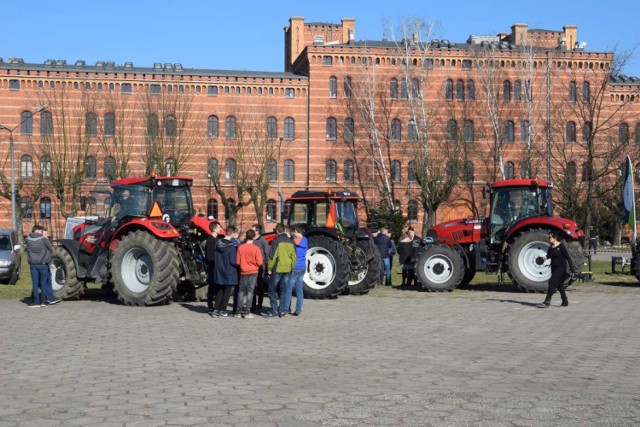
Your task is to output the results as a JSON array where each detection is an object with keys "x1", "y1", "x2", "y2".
[
  {"x1": 150, "y1": 84, "x2": 161, "y2": 94},
  {"x1": 208, "y1": 86, "x2": 218, "y2": 96},
  {"x1": 462, "y1": 60, "x2": 472, "y2": 69},
  {"x1": 121, "y1": 83, "x2": 132, "y2": 93},
  {"x1": 322, "y1": 56, "x2": 333, "y2": 66},
  {"x1": 285, "y1": 88, "x2": 295, "y2": 98},
  {"x1": 9, "y1": 79, "x2": 20, "y2": 90}
]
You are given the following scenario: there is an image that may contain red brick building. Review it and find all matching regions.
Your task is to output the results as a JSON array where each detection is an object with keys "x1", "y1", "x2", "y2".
[{"x1": 1, "y1": 17, "x2": 639, "y2": 237}]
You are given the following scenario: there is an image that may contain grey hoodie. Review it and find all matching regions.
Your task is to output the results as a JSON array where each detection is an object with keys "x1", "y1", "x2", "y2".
[{"x1": 26, "y1": 232, "x2": 53, "y2": 265}]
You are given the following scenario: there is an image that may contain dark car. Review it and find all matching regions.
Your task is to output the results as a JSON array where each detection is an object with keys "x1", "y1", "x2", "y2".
[{"x1": 0, "y1": 229, "x2": 21, "y2": 285}]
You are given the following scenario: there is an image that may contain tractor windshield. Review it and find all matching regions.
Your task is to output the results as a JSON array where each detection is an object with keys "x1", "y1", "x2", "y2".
[
  {"x1": 154, "y1": 185, "x2": 195, "y2": 227},
  {"x1": 112, "y1": 185, "x2": 150, "y2": 219},
  {"x1": 336, "y1": 201, "x2": 358, "y2": 235},
  {"x1": 490, "y1": 185, "x2": 551, "y2": 242}
]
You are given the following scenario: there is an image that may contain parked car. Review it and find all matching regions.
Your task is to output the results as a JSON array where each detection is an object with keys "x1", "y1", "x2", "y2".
[{"x1": 0, "y1": 229, "x2": 21, "y2": 285}]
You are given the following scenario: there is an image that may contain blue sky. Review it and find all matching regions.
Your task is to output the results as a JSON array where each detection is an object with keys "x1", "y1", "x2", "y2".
[{"x1": 2, "y1": 0, "x2": 639, "y2": 76}]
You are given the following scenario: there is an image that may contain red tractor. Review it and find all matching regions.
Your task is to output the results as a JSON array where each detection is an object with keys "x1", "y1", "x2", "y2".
[
  {"x1": 51, "y1": 176, "x2": 215, "y2": 305},
  {"x1": 270, "y1": 190, "x2": 383, "y2": 299},
  {"x1": 417, "y1": 178, "x2": 585, "y2": 292}
]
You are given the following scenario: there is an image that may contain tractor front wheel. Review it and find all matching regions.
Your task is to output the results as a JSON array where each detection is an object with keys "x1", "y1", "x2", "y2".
[
  {"x1": 111, "y1": 231, "x2": 179, "y2": 306},
  {"x1": 303, "y1": 236, "x2": 350, "y2": 299},
  {"x1": 416, "y1": 244, "x2": 465, "y2": 291}
]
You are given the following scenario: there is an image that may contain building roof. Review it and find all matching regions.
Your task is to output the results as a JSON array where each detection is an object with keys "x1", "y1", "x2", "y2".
[{"x1": 0, "y1": 58, "x2": 307, "y2": 80}]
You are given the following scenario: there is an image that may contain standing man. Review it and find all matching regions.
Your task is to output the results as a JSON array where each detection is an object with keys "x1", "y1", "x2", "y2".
[
  {"x1": 236, "y1": 229, "x2": 263, "y2": 318},
  {"x1": 212, "y1": 226, "x2": 240, "y2": 317},
  {"x1": 251, "y1": 224, "x2": 270, "y2": 314},
  {"x1": 26, "y1": 225, "x2": 59, "y2": 307},
  {"x1": 266, "y1": 223, "x2": 296, "y2": 318},
  {"x1": 287, "y1": 225, "x2": 308, "y2": 316},
  {"x1": 205, "y1": 221, "x2": 223, "y2": 317},
  {"x1": 374, "y1": 226, "x2": 393, "y2": 286}
]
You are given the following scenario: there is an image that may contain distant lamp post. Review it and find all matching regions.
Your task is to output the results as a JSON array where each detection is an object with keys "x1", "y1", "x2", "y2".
[
  {"x1": 0, "y1": 103, "x2": 49, "y2": 232},
  {"x1": 277, "y1": 137, "x2": 284, "y2": 223}
]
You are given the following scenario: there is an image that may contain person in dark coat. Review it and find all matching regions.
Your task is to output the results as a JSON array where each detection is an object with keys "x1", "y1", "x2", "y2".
[
  {"x1": 205, "y1": 221, "x2": 223, "y2": 316},
  {"x1": 251, "y1": 224, "x2": 270, "y2": 313},
  {"x1": 538, "y1": 231, "x2": 576, "y2": 308},
  {"x1": 212, "y1": 226, "x2": 239, "y2": 317},
  {"x1": 373, "y1": 226, "x2": 393, "y2": 286},
  {"x1": 397, "y1": 232, "x2": 415, "y2": 287}
]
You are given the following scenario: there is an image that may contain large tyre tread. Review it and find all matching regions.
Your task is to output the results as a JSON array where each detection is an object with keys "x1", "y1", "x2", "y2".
[
  {"x1": 52, "y1": 247, "x2": 84, "y2": 300},
  {"x1": 347, "y1": 239, "x2": 383, "y2": 295},
  {"x1": 415, "y1": 244, "x2": 465, "y2": 292},
  {"x1": 304, "y1": 236, "x2": 350, "y2": 299}
]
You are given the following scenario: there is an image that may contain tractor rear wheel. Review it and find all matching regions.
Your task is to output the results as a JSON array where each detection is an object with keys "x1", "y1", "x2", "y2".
[
  {"x1": 345, "y1": 239, "x2": 383, "y2": 295},
  {"x1": 507, "y1": 229, "x2": 551, "y2": 292},
  {"x1": 304, "y1": 236, "x2": 350, "y2": 299},
  {"x1": 416, "y1": 244, "x2": 465, "y2": 291},
  {"x1": 111, "y1": 231, "x2": 179, "y2": 306},
  {"x1": 51, "y1": 247, "x2": 84, "y2": 300}
]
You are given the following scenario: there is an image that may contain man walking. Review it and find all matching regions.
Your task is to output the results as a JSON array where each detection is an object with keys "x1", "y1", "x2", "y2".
[
  {"x1": 26, "y1": 225, "x2": 59, "y2": 307},
  {"x1": 287, "y1": 225, "x2": 308, "y2": 316},
  {"x1": 236, "y1": 229, "x2": 263, "y2": 318},
  {"x1": 266, "y1": 223, "x2": 296, "y2": 317}
]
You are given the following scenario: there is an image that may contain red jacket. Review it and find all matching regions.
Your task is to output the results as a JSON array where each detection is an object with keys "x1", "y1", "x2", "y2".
[{"x1": 236, "y1": 242, "x2": 263, "y2": 275}]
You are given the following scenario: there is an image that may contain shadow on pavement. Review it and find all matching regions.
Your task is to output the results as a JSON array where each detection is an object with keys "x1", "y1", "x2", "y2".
[
  {"x1": 179, "y1": 302, "x2": 209, "y2": 314},
  {"x1": 458, "y1": 283, "x2": 521, "y2": 293},
  {"x1": 598, "y1": 281, "x2": 639, "y2": 288},
  {"x1": 488, "y1": 298, "x2": 541, "y2": 307}
]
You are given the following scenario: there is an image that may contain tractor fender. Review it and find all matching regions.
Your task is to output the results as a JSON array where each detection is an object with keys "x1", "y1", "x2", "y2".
[
  {"x1": 55, "y1": 239, "x2": 88, "y2": 279},
  {"x1": 355, "y1": 227, "x2": 371, "y2": 239},
  {"x1": 111, "y1": 218, "x2": 180, "y2": 249},
  {"x1": 304, "y1": 227, "x2": 340, "y2": 241},
  {"x1": 505, "y1": 216, "x2": 583, "y2": 242}
]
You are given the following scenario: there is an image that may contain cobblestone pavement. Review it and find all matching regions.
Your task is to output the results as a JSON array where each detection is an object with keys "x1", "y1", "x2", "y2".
[{"x1": 1, "y1": 283, "x2": 640, "y2": 426}]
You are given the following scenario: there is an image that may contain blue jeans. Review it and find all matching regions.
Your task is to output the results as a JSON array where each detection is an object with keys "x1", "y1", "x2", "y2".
[
  {"x1": 288, "y1": 269, "x2": 305, "y2": 313},
  {"x1": 382, "y1": 258, "x2": 391, "y2": 285},
  {"x1": 30, "y1": 265, "x2": 54, "y2": 303},
  {"x1": 269, "y1": 272, "x2": 290, "y2": 315}
]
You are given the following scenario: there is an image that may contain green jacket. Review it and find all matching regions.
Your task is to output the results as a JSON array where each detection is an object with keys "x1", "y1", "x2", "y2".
[{"x1": 268, "y1": 233, "x2": 297, "y2": 273}]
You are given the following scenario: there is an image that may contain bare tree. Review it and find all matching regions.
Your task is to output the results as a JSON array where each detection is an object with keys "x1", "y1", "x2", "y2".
[{"x1": 97, "y1": 92, "x2": 135, "y2": 179}]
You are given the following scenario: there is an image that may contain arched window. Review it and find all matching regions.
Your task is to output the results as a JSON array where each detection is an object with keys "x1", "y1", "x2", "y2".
[
  {"x1": 84, "y1": 156, "x2": 96, "y2": 179},
  {"x1": 40, "y1": 155, "x2": 52, "y2": 179},
  {"x1": 104, "y1": 112, "x2": 115, "y2": 136},
  {"x1": 446, "y1": 119, "x2": 458, "y2": 143},
  {"x1": 520, "y1": 161, "x2": 530, "y2": 179},
  {"x1": 390, "y1": 78, "x2": 398, "y2": 100},
  {"x1": 446, "y1": 161, "x2": 457, "y2": 181},
  {"x1": 407, "y1": 160, "x2": 416, "y2": 182},
  {"x1": 408, "y1": 120, "x2": 418, "y2": 141},
  {"x1": 520, "y1": 120, "x2": 530, "y2": 143},
  {"x1": 266, "y1": 199, "x2": 277, "y2": 222},
  {"x1": 21, "y1": 155, "x2": 33, "y2": 178},
  {"x1": 502, "y1": 80, "x2": 511, "y2": 101},
  {"x1": 411, "y1": 78, "x2": 420, "y2": 98},
  {"x1": 467, "y1": 79, "x2": 475, "y2": 100},
  {"x1": 619, "y1": 123, "x2": 630, "y2": 144},
  {"x1": 40, "y1": 111, "x2": 53, "y2": 136},
  {"x1": 165, "y1": 158, "x2": 176, "y2": 176},
  {"x1": 326, "y1": 159, "x2": 337, "y2": 182},
  {"x1": 266, "y1": 117, "x2": 277, "y2": 140},
  {"x1": 226, "y1": 116, "x2": 236, "y2": 139},
  {"x1": 582, "y1": 121, "x2": 592, "y2": 143},
  {"x1": 266, "y1": 159, "x2": 277, "y2": 181},
  {"x1": 391, "y1": 160, "x2": 401, "y2": 182},
  {"x1": 463, "y1": 120, "x2": 474, "y2": 143},
  {"x1": 207, "y1": 115, "x2": 219, "y2": 139},
  {"x1": 165, "y1": 115, "x2": 177, "y2": 139},
  {"x1": 343, "y1": 159, "x2": 354, "y2": 183},
  {"x1": 504, "y1": 161, "x2": 515, "y2": 179},
  {"x1": 207, "y1": 158, "x2": 219, "y2": 179},
  {"x1": 445, "y1": 79, "x2": 453, "y2": 100},
  {"x1": 582, "y1": 81, "x2": 590, "y2": 102},
  {"x1": 20, "y1": 111, "x2": 33, "y2": 135},
  {"x1": 225, "y1": 159, "x2": 237, "y2": 181},
  {"x1": 284, "y1": 117, "x2": 295, "y2": 140},
  {"x1": 463, "y1": 161, "x2": 474, "y2": 182},
  {"x1": 343, "y1": 118, "x2": 354, "y2": 142},
  {"x1": 146, "y1": 113, "x2": 158, "y2": 138},
  {"x1": 568, "y1": 81, "x2": 577, "y2": 102},
  {"x1": 391, "y1": 119, "x2": 401, "y2": 141},
  {"x1": 40, "y1": 197, "x2": 52, "y2": 219},
  {"x1": 343, "y1": 76, "x2": 352, "y2": 99},
  {"x1": 566, "y1": 161, "x2": 577, "y2": 183},
  {"x1": 284, "y1": 159, "x2": 295, "y2": 182},
  {"x1": 86, "y1": 112, "x2": 97, "y2": 136},
  {"x1": 21, "y1": 196, "x2": 32, "y2": 219},
  {"x1": 514, "y1": 80, "x2": 522, "y2": 101},
  {"x1": 206, "y1": 199, "x2": 218, "y2": 219},
  {"x1": 456, "y1": 79, "x2": 464, "y2": 100},
  {"x1": 400, "y1": 78, "x2": 408, "y2": 99},
  {"x1": 407, "y1": 200, "x2": 418, "y2": 223},
  {"x1": 524, "y1": 80, "x2": 532, "y2": 101},
  {"x1": 504, "y1": 120, "x2": 515, "y2": 143},
  {"x1": 326, "y1": 117, "x2": 337, "y2": 140},
  {"x1": 329, "y1": 76, "x2": 337, "y2": 98},
  {"x1": 104, "y1": 156, "x2": 116, "y2": 179},
  {"x1": 566, "y1": 121, "x2": 577, "y2": 143}
]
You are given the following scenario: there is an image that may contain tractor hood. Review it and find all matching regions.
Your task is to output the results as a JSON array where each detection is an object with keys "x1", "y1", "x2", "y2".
[{"x1": 427, "y1": 217, "x2": 484, "y2": 245}]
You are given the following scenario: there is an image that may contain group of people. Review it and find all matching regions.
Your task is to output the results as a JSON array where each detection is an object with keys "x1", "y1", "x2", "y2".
[
  {"x1": 26, "y1": 225, "x2": 61, "y2": 308},
  {"x1": 373, "y1": 226, "x2": 421, "y2": 287},
  {"x1": 205, "y1": 222, "x2": 307, "y2": 319}
]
